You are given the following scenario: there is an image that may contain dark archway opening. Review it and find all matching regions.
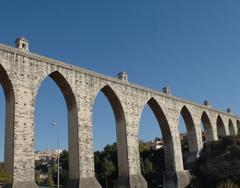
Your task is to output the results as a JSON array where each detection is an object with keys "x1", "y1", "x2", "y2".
[
  {"x1": 35, "y1": 71, "x2": 78, "y2": 187},
  {"x1": 237, "y1": 120, "x2": 240, "y2": 135},
  {"x1": 139, "y1": 98, "x2": 173, "y2": 188},
  {"x1": 201, "y1": 112, "x2": 214, "y2": 142},
  {"x1": 216, "y1": 115, "x2": 226, "y2": 139},
  {"x1": 179, "y1": 106, "x2": 198, "y2": 169},
  {"x1": 93, "y1": 85, "x2": 127, "y2": 188}
]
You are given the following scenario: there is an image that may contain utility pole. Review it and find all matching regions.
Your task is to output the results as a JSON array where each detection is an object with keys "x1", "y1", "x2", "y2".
[{"x1": 52, "y1": 122, "x2": 60, "y2": 188}]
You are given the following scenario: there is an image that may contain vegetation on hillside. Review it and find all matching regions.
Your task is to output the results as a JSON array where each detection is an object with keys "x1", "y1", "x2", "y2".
[
  {"x1": 0, "y1": 162, "x2": 11, "y2": 185},
  {"x1": 189, "y1": 135, "x2": 240, "y2": 188},
  {"x1": 33, "y1": 135, "x2": 240, "y2": 188},
  {"x1": 94, "y1": 140, "x2": 165, "y2": 188}
]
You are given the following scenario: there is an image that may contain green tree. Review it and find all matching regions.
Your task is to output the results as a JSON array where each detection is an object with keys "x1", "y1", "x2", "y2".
[
  {"x1": 48, "y1": 170, "x2": 54, "y2": 187},
  {"x1": 94, "y1": 143, "x2": 118, "y2": 187},
  {"x1": 52, "y1": 164, "x2": 58, "y2": 175},
  {"x1": 60, "y1": 150, "x2": 69, "y2": 170},
  {"x1": 217, "y1": 180, "x2": 239, "y2": 188},
  {"x1": 0, "y1": 163, "x2": 11, "y2": 184},
  {"x1": 103, "y1": 158, "x2": 115, "y2": 176},
  {"x1": 139, "y1": 140, "x2": 149, "y2": 153},
  {"x1": 190, "y1": 135, "x2": 240, "y2": 187},
  {"x1": 0, "y1": 171, "x2": 11, "y2": 184},
  {"x1": 103, "y1": 158, "x2": 115, "y2": 188},
  {"x1": 35, "y1": 172, "x2": 40, "y2": 185},
  {"x1": 144, "y1": 158, "x2": 153, "y2": 174},
  {"x1": 35, "y1": 160, "x2": 43, "y2": 169}
]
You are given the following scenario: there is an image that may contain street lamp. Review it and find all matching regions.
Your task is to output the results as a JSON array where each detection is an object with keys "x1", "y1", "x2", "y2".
[{"x1": 52, "y1": 122, "x2": 60, "y2": 188}]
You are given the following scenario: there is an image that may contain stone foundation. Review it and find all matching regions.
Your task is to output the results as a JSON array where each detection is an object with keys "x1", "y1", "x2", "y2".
[
  {"x1": 5, "y1": 181, "x2": 38, "y2": 188},
  {"x1": 65, "y1": 179, "x2": 79, "y2": 188},
  {"x1": 165, "y1": 170, "x2": 190, "y2": 188},
  {"x1": 115, "y1": 174, "x2": 147, "y2": 188},
  {"x1": 78, "y1": 177, "x2": 101, "y2": 188}
]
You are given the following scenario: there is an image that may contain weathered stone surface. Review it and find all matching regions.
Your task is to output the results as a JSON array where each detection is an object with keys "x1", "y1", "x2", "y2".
[
  {"x1": 165, "y1": 171, "x2": 190, "y2": 188},
  {"x1": 4, "y1": 182, "x2": 38, "y2": 188},
  {"x1": 115, "y1": 174, "x2": 147, "y2": 188},
  {"x1": 65, "y1": 179, "x2": 79, "y2": 188},
  {"x1": 0, "y1": 42, "x2": 239, "y2": 188},
  {"x1": 79, "y1": 177, "x2": 101, "y2": 188}
]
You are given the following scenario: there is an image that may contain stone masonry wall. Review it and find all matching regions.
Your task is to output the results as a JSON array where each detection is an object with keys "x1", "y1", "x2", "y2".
[{"x1": 0, "y1": 43, "x2": 239, "y2": 188}]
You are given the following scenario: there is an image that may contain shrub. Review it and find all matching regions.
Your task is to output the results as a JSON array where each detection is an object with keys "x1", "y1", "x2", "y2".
[{"x1": 217, "y1": 179, "x2": 239, "y2": 188}]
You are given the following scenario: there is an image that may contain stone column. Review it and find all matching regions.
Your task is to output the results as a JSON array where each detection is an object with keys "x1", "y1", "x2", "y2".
[
  {"x1": 223, "y1": 118, "x2": 230, "y2": 136},
  {"x1": 10, "y1": 85, "x2": 38, "y2": 188},
  {"x1": 196, "y1": 124, "x2": 203, "y2": 150},
  {"x1": 164, "y1": 105, "x2": 190, "y2": 188},
  {"x1": 4, "y1": 87, "x2": 14, "y2": 181},
  {"x1": 76, "y1": 90, "x2": 101, "y2": 188},
  {"x1": 233, "y1": 120, "x2": 238, "y2": 136},
  {"x1": 67, "y1": 104, "x2": 80, "y2": 187},
  {"x1": 115, "y1": 113, "x2": 147, "y2": 188},
  {"x1": 113, "y1": 87, "x2": 147, "y2": 188},
  {"x1": 191, "y1": 115, "x2": 204, "y2": 155},
  {"x1": 207, "y1": 113, "x2": 219, "y2": 141}
]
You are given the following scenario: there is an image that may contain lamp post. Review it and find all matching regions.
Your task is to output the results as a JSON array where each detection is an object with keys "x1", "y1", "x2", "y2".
[{"x1": 52, "y1": 122, "x2": 60, "y2": 188}]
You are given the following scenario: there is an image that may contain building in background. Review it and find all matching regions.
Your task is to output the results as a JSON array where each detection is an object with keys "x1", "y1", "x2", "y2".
[{"x1": 35, "y1": 149, "x2": 63, "y2": 162}]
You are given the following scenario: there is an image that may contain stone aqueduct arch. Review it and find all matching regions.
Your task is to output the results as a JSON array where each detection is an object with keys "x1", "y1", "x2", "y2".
[
  {"x1": 216, "y1": 115, "x2": 227, "y2": 138},
  {"x1": 201, "y1": 111, "x2": 214, "y2": 142},
  {"x1": 35, "y1": 71, "x2": 80, "y2": 186},
  {"x1": 0, "y1": 42, "x2": 239, "y2": 188},
  {"x1": 228, "y1": 119, "x2": 235, "y2": 135}
]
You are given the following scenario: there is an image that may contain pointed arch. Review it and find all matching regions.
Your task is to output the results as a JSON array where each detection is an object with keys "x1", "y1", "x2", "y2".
[
  {"x1": 35, "y1": 70, "x2": 79, "y2": 182},
  {"x1": 180, "y1": 106, "x2": 197, "y2": 153},
  {"x1": 216, "y1": 115, "x2": 226, "y2": 139},
  {"x1": 228, "y1": 119, "x2": 235, "y2": 135},
  {"x1": 93, "y1": 84, "x2": 128, "y2": 177},
  {"x1": 140, "y1": 97, "x2": 174, "y2": 171},
  {"x1": 100, "y1": 85, "x2": 125, "y2": 123},
  {"x1": 147, "y1": 98, "x2": 172, "y2": 144},
  {"x1": 0, "y1": 65, "x2": 14, "y2": 103},
  {"x1": 180, "y1": 106, "x2": 195, "y2": 130},
  {"x1": 48, "y1": 71, "x2": 78, "y2": 111},
  {"x1": 0, "y1": 64, "x2": 15, "y2": 179},
  {"x1": 201, "y1": 111, "x2": 214, "y2": 142}
]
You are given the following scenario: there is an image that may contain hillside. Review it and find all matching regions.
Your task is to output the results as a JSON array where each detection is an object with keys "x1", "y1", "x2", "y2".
[{"x1": 190, "y1": 135, "x2": 240, "y2": 188}]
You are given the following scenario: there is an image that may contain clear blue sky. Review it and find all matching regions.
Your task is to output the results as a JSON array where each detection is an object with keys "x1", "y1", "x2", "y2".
[{"x1": 0, "y1": 1, "x2": 240, "y2": 161}]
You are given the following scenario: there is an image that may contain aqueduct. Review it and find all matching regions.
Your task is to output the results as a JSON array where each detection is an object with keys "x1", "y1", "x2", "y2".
[{"x1": 0, "y1": 38, "x2": 239, "y2": 188}]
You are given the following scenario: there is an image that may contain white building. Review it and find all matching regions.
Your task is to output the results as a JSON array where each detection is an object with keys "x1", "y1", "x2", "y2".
[{"x1": 35, "y1": 149, "x2": 63, "y2": 161}]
